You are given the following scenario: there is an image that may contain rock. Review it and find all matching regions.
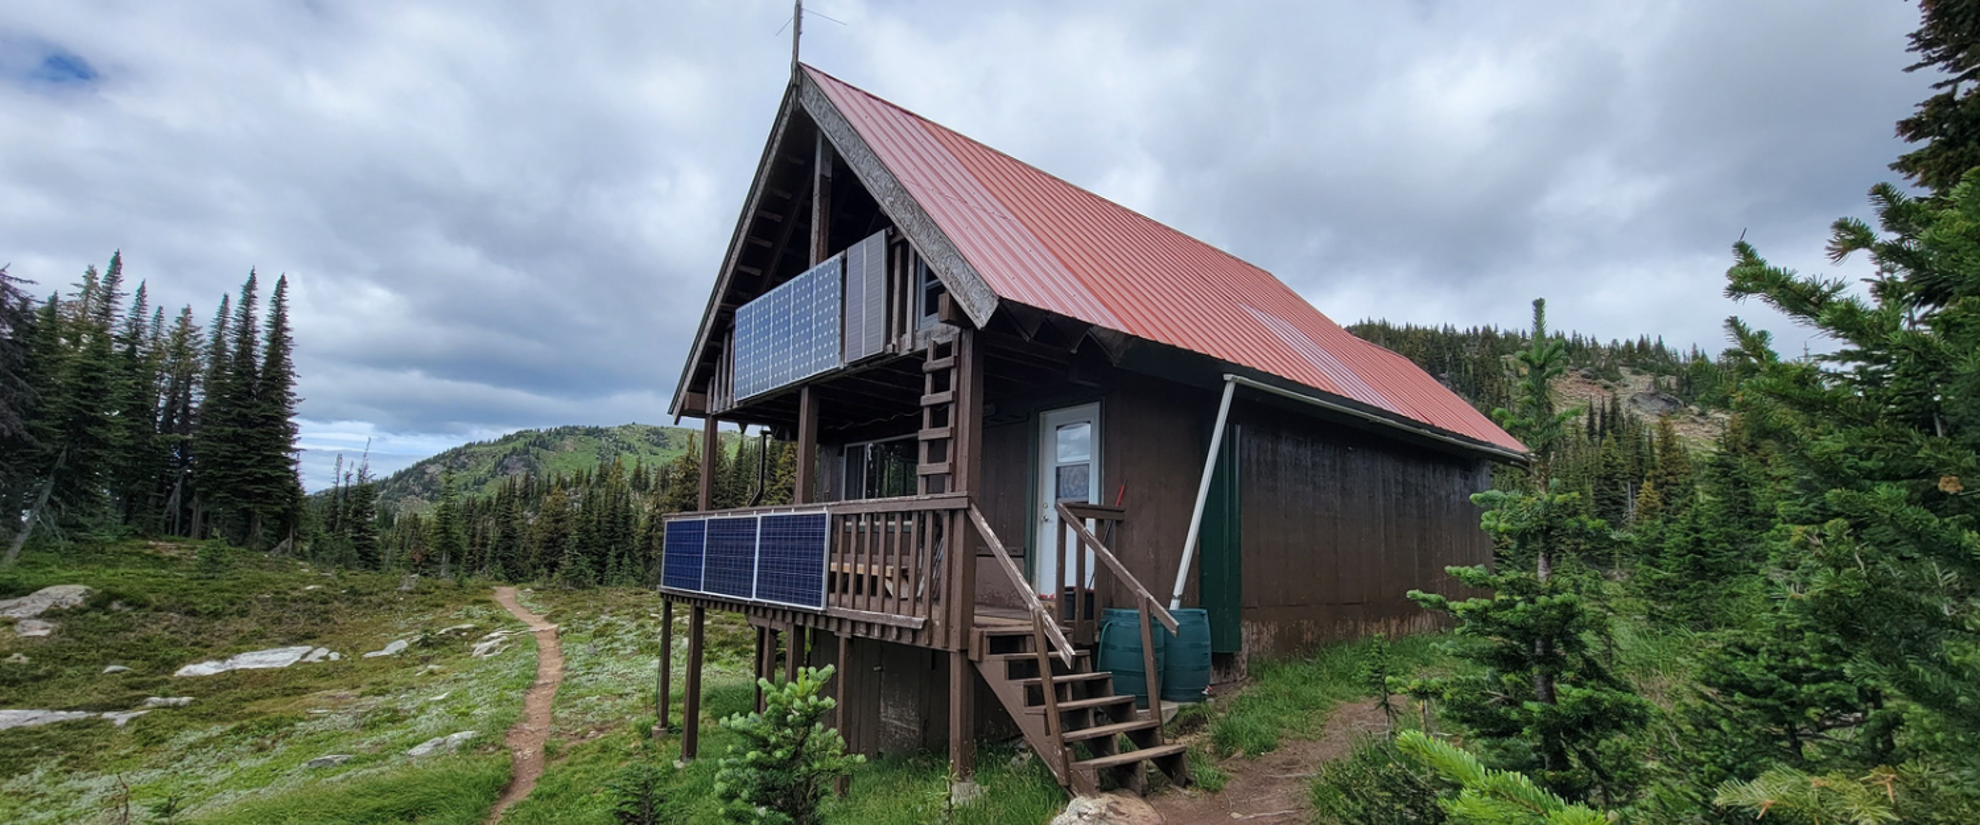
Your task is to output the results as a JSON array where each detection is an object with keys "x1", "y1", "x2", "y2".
[
  {"x1": 5, "y1": 653, "x2": 27, "y2": 664},
  {"x1": 406, "y1": 730, "x2": 476, "y2": 757},
  {"x1": 301, "y1": 647, "x2": 336, "y2": 663},
  {"x1": 306, "y1": 754, "x2": 353, "y2": 768},
  {"x1": 142, "y1": 696, "x2": 194, "y2": 708},
  {"x1": 362, "y1": 639, "x2": 410, "y2": 659},
  {"x1": 951, "y1": 779, "x2": 985, "y2": 807},
  {"x1": 103, "y1": 665, "x2": 132, "y2": 674},
  {"x1": 328, "y1": 651, "x2": 342, "y2": 661},
  {"x1": 0, "y1": 709, "x2": 96, "y2": 730},
  {"x1": 1050, "y1": 793, "x2": 1164, "y2": 825},
  {"x1": 427, "y1": 692, "x2": 450, "y2": 703},
  {"x1": 0, "y1": 585, "x2": 91, "y2": 619},
  {"x1": 15, "y1": 619, "x2": 55, "y2": 637},
  {"x1": 174, "y1": 645, "x2": 318, "y2": 676},
  {"x1": 469, "y1": 637, "x2": 507, "y2": 658},
  {"x1": 303, "y1": 585, "x2": 323, "y2": 591},
  {"x1": 100, "y1": 710, "x2": 148, "y2": 727},
  {"x1": 1628, "y1": 390, "x2": 1684, "y2": 417},
  {"x1": 435, "y1": 624, "x2": 477, "y2": 637}
]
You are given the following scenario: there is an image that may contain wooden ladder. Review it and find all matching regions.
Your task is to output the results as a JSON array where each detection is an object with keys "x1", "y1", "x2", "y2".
[
  {"x1": 972, "y1": 621, "x2": 1189, "y2": 796},
  {"x1": 918, "y1": 339, "x2": 958, "y2": 494}
]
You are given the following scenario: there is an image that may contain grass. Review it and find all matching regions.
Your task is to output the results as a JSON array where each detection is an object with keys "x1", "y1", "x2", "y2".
[
  {"x1": 0, "y1": 540, "x2": 534, "y2": 824},
  {"x1": 1206, "y1": 634, "x2": 1450, "y2": 758}
]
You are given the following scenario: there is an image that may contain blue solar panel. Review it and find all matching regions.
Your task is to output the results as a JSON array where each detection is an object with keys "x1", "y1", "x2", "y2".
[
  {"x1": 754, "y1": 513, "x2": 829, "y2": 609},
  {"x1": 734, "y1": 256, "x2": 843, "y2": 400},
  {"x1": 662, "y1": 519, "x2": 706, "y2": 591},
  {"x1": 702, "y1": 516, "x2": 760, "y2": 599}
]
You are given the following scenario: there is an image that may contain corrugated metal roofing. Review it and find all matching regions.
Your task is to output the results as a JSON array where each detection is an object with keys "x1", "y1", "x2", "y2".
[{"x1": 805, "y1": 65, "x2": 1526, "y2": 456}]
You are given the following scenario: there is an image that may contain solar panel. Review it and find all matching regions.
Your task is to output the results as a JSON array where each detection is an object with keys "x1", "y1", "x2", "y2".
[
  {"x1": 754, "y1": 513, "x2": 830, "y2": 609},
  {"x1": 661, "y1": 518, "x2": 707, "y2": 591},
  {"x1": 734, "y1": 255, "x2": 844, "y2": 400},
  {"x1": 842, "y1": 231, "x2": 888, "y2": 364},
  {"x1": 702, "y1": 516, "x2": 760, "y2": 599}
]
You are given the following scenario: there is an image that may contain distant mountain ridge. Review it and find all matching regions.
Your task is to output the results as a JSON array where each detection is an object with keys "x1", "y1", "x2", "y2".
[{"x1": 372, "y1": 423, "x2": 706, "y2": 512}]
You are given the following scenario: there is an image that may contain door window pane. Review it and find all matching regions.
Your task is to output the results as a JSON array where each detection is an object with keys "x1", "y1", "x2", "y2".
[
  {"x1": 1055, "y1": 422, "x2": 1091, "y2": 463},
  {"x1": 1055, "y1": 464, "x2": 1090, "y2": 501}
]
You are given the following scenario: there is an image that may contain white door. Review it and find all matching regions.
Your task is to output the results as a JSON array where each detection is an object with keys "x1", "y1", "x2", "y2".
[{"x1": 1035, "y1": 403, "x2": 1100, "y2": 596}]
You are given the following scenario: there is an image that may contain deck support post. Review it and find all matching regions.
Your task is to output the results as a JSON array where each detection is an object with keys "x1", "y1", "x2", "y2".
[
  {"x1": 785, "y1": 622, "x2": 804, "y2": 684},
  {"x1": 754, "y1": 625, "x2": 772, "y2": 712},
  {"x1": 658, "y1": 599, "x2": 673, "y2": 733},
  {"x1": 835, "y1": 633, "x2": 853, "y2": 747},
  {"x1": 683, "y1": 605, "x2": 706, "y2": 760},
  {"x1": 698, "y1": 415, "x2": 719, "y2": 512},
  {"x1": 948, "y1": 648, "x2": 976, "y2": 787},
  {"x1": 796, "y1": 386, "x2": 819, "y2": 503}
]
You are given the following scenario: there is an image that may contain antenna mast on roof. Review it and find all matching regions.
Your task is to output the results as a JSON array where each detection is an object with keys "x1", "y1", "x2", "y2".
[{"x1": 791, "y1": 0, "x2": 802, "y2": 76}]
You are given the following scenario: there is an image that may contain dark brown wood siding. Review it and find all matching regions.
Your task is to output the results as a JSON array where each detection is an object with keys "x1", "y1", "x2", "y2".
[{"x1": 1233, "y1": 399, "x2": 1491, "y2": 660}]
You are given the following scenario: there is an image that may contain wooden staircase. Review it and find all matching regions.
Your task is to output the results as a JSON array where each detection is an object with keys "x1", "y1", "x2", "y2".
[{"x1": 972, "y1": 622, "x2": 1189, "y2": 795}]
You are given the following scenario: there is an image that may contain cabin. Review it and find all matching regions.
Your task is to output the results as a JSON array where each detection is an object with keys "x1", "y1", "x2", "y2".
[{"x1": 656, "y1": 64, "x2": 1525, "y2": 796}]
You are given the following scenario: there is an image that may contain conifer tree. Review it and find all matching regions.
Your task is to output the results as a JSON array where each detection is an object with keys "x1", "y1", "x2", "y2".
[
  {"x1": 1893, "y1": 0, "x2": 1980, "y2": 192},
  {"x1": 428, "y1": 470, "x2": 466, "y2": 577}
]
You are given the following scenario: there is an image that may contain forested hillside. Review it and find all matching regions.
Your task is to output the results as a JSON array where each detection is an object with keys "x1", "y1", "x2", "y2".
[
  {"x1": 369, "y1": 423, "x2": 706, "y2": 511},
  {"x1": 0, "y1": 257, "x2": 302, "y2": 558}
]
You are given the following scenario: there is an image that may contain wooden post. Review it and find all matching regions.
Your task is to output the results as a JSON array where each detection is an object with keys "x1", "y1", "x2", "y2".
[
  {"x1": 699, "y1": 415, "x2": 719, "y2": 512},
  {"x1": 785, "y1": 622, "x2": 803, "y2": 684},
  {"x1": 754, "y1": 625, "x2": 771, "y2": 712},
  {"x1": 1140, "y1": 594, "x2": 1163, "y2": 735},
  {"x1": 836, "y1": 633, "x2": 853, "y2": 746},
  {"x1": 659, "y1": 598, "x2": 673, "y2": 732},
  {"x1": 948, "y1": 648, "x2": 975, "y2": 784},
  {"x1": 683, "y1": 605, "x2": 706, "y2": 760},
  {"x1": 812, "y1": 133, "x2": 834, "y2": 263},
  {"x1": 796, "y1": 386, "x2": 819, "y2": 503}
]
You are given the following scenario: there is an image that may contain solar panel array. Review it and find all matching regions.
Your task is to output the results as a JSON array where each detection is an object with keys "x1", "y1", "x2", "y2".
[
  {"x1": 734, "y1": 255, "x2": 843, "y2": 401},
  {"x1": 661, "y1": 511, "x2": 831, "y2": 610}
]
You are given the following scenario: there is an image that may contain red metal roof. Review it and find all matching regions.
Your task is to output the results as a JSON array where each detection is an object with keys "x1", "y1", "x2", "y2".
[{"x1": 805, "y1": 66, "x2": 1526, "y2": 455}]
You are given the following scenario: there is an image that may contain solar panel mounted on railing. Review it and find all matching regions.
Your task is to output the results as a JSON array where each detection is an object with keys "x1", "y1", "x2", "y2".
[
  {"x1": 702, "y1": 516, "x2": 759, "y2": 599},
  {"x1": 661, "y1": 518, "x2": 707, "y2": 592},
  {"x1": 754, "y1": 512, "x2": 830, "y2": 609},
  {"x1": 734, "y1": 255, "x2": 844, "y2": 401}
]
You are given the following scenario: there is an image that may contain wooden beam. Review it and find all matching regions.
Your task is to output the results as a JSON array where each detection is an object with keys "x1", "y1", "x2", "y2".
[
  {"x1": 812, "y1": 132, "x2": 835, "y2": 264},
  {"x1": 785, "y1": 622, "x2": 803, "y2": 685},
  {"x1": 796, "y1": 386, "x2": 819, "y2": 503},
  {"x1": 683, "y1": 605, "x2": 706, "y2": 760},
  {"x1": 754, "y1": 625, "x2": 771, "y2": 712},
  {"x1": 698, "y1": 415, "x2": 719, "y2": 511}
]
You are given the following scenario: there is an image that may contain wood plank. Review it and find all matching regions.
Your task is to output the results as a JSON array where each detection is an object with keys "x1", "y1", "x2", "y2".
[
  {"x1": 922, "y1": 356, "x2": 956, "y2": 373},
  {"x1": 916, "y1": 462, "x2": 954, "y2": 477},
  {"x1": 820, "y1": 605, "x2": 926, "y2": 630},
  {"x1": 1059, "y1": 718, "x2": 1159, "y2": 743},
  {"x1": 920, "y1": 391, "x2": 955, "y2": 407},
  {"x1": 1072, "y1": 743, "x2": 1186, "y2": 771},
  {"x1": 919, "y1": 426, "x2": 954, "y2": 441}
]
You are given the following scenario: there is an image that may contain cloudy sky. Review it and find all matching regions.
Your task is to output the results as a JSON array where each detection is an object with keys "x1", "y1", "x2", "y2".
[{"x1": 0, "y1": 1, "x2": 1933, "y2": 488}]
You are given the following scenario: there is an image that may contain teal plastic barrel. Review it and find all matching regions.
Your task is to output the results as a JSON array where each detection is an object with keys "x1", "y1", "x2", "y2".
[
  {"x1": 1161, "y1": 608, "x2": 1212, "y2": 703},
  {"x1": 1097, "y1": 608, "x2": 1167, "y2": 709}
]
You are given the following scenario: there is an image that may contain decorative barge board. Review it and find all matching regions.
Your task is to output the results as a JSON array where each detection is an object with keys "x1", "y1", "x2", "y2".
[{"x1": 659, "y1": 62, "x2": 1526, "y2": 796}]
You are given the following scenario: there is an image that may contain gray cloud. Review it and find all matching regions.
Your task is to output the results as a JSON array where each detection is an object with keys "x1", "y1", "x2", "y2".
[{"x1": 0, "y1": 1, "x2": 1934, "y2": 486}]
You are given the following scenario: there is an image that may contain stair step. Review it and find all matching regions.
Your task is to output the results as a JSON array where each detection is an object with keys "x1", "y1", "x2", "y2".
[
  {"x1": 1029, "y1": 694, "x2": 1134, "y2": 714},
  {"x1": 1072, "y1": 743, "x2": 1187, "y2": 771},
  {"x1": 922, "y1": 356, "x2": 956, "y2": 372},
  {"x1": 985, "y1": 649, "x2": 1090, "y2": 664},
  {"x1": 1017, "y1": 671, "x2": 1112, "y2": 689},
  {"x1": 1059, "y1": 718, "x2": 1160, "y2": 744}
]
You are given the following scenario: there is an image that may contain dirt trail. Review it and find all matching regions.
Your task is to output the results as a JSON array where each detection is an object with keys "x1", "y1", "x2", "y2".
[
  {"x1": 1149, "y1": 699, "x2": 1390, "y2": 824},
  {"x1": 487, "y1": 586, "x2": 563, "y2": 824}
]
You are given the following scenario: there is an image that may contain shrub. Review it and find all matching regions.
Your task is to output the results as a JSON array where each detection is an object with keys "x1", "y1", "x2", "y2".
[
  {"x1": 607, "y1": 761, "x2": 675, "y2": 825},
  {"x1": 714, "y1": 666, "x2": 861, "y2": 825},
  {"x1": 1311, "y1": 735, "x2": 1447, "y2": 825}
]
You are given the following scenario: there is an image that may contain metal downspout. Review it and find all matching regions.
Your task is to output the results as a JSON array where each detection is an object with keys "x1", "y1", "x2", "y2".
[{"x1": 1170, "y1": 376, "x2": 1238, "y2": 610}]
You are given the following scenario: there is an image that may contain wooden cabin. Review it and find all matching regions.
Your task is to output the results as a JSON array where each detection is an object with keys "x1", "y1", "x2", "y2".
[{"x1": 657, "y1": 64, "x2": 1525, "y2": 796}]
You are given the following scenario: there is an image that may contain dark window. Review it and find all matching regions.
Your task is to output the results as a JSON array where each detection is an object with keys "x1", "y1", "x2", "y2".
[
  {"x1": 844, "y1": 438, "x2": 916, "y2": 499},
  {"x1": 917, "y1": 259, "x2": 948, "y2": 327}
]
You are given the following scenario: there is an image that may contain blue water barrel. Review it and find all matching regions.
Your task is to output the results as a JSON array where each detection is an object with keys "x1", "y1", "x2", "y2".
[
  {"x1": 1161, "y1": 608, "x2": 1212, "y2": 703},
  {"x1": 1097, "y1": 608, "x2": 1167, "y2": 709}
]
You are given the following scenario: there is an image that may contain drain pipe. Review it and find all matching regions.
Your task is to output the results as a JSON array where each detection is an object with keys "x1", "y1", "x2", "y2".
[{"x1": 1170, "y1": 376, "x2": 1238, "y2": 610}]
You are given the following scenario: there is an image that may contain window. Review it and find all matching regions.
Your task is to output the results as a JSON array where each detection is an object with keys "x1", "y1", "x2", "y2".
[
  {"x1": 915, "y1": 258, "x2": 948, "y2": 329},
  {"x1": 843, "y1": 437, "x2": 916, "y2": 499}
]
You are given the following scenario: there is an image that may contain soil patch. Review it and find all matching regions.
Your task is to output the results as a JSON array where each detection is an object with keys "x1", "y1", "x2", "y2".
[
  {"x1": 487, "y1": 587, "x2": 563, "y2": 824},
  {"x1": 1149, "y1": 700, "x2": 1390, "y2": 824}
]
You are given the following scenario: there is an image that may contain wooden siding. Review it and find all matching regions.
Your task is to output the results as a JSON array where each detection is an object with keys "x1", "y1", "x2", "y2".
[{"x1": 1232, "y1": 399, "x2": 1491, "y2": 660}]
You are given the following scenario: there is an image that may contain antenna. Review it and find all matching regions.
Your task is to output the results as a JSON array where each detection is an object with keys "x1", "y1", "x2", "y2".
[{"x1": 792, "y1": 0, "x2": 802, "y2": 75}]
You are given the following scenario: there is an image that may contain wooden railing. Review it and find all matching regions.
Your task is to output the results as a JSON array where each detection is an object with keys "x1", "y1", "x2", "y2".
[
  {"x1": 969, "y1": 504, "x2": 1077, "y2": 666},
  {"x1": 825, "y1": 493, "x2": 969, "y2": 645},
  {"x1": 1056, "y1": 501, "x2": 1176, "y2": 733},
  {"x1": 1053, "y1": 502, "x2": 1179, "y2": 640}
]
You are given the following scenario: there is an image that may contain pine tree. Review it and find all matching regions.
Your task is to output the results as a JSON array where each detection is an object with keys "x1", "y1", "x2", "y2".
[
  {"x1": 1893, "y1": 0, "x2": 1980, "y2": 192},
  {"x1": 245, "y1": 275, "x2": 302, "y2": 547},
  {"x1": 427, "y1": 471, "x2": 466, "y2": 577}
]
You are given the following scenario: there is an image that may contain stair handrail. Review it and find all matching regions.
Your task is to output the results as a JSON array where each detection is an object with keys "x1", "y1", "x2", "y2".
[
  {"x1": 1056, "y1": 502, "x2": 1180, "y2": 634},
  {"x1": 968, "y1": 504, "x2": 1077, "y2": 667}
]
